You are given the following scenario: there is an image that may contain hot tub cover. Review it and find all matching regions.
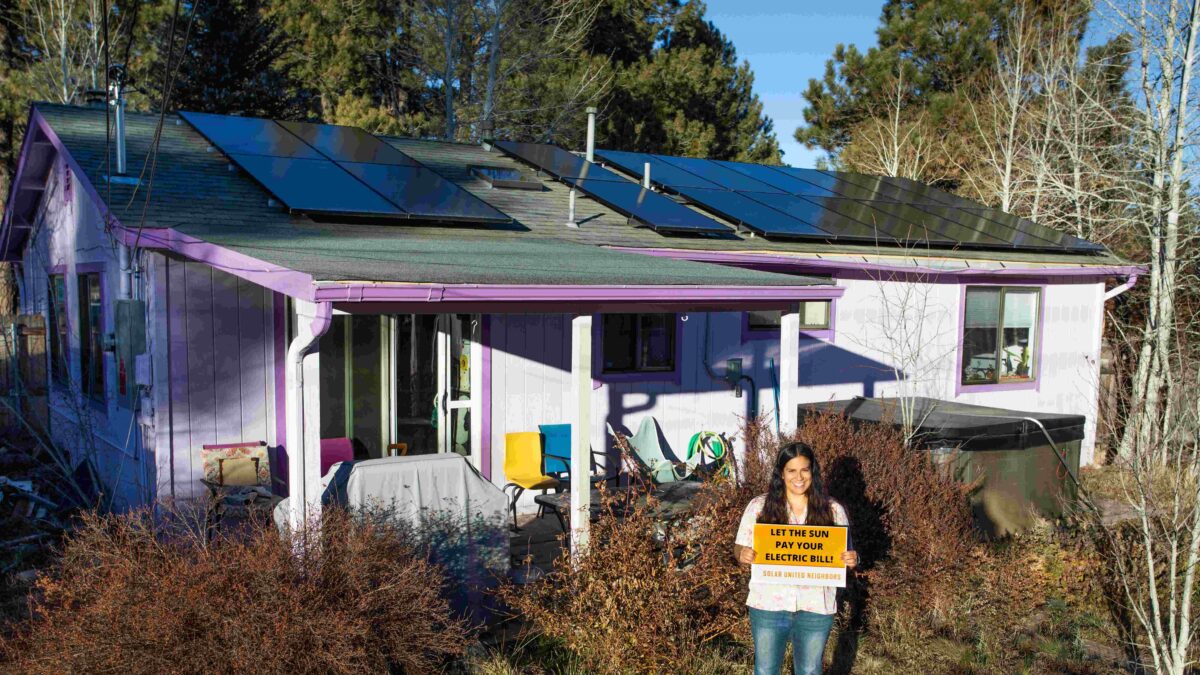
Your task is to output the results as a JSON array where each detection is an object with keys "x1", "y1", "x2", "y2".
[{"x1": 798, "y1": 396, "x2": 1086, "y2": 451}]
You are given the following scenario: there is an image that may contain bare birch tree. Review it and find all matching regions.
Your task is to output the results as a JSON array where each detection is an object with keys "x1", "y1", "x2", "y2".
[
  {"x1": 841, "y1": 67, "x2": 946, "y2": 183},
  {"x1": 20, "y1": 0, "x2": 110, "y2": 104}
]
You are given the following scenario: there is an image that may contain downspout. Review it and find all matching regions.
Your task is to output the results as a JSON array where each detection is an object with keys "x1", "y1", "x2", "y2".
[
  {"x1": 286, "y1": 301, "x2": 332, "y2": 530},
  {"x1": 1104, "y1": 274, "x2": 1138, "y2": 301},
  {"x1": 118, "y1": 244, "x2": 131, "y2": 299}
]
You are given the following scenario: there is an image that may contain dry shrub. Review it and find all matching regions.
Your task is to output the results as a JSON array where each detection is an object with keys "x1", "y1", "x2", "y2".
[{"x1": 0, "y1": 506, "x2": 470, "y2": 674}]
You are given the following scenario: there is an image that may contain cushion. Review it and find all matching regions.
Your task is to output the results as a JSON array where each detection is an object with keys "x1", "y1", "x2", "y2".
[{"x1": 200, "y1": 445, "x2": 270, "y2": 486}]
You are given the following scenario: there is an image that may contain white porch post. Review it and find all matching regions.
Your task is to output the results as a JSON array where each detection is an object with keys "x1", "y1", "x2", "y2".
[
  {"x1": 779, "y1": 305, "x2": 800, "y2": 434},
  {"x1": 569, "y1": 313, "x2": 593, "y2": 558},
  {"x1": 285, "y1": 300, "x2": 332, "y2": 530}
]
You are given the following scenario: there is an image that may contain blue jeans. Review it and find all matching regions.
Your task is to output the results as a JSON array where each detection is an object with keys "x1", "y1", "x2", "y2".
[{"x1": 748, "y1": 607, "x2": 835, "y2": 675}]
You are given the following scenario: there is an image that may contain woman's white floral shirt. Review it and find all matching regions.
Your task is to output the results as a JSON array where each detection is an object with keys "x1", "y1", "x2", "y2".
[{"x1": 734, "y1": 494, "x2": 849, "y2": 614}]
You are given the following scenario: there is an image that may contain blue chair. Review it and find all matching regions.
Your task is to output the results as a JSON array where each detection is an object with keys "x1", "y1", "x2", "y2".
[{"x1": 539, "y1": 423, "x2": 617, "y2": 484}]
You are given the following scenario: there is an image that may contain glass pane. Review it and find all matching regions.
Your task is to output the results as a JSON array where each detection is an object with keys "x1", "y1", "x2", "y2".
[
  {"x1": 602, "y1": 314, "x2": 637, "y2": 372},
  {"x1": 449, "y1": 314, "x2": 477, "y2": 400},
  {"x1": 638, "y1": 314, "x2": 675, "y2": 371},
  {"x1": 395, "y1": 314, "x2": 438, "y2": 456},
  {"x1": 799, "y1": 301, "x2": 830, "y2": 329},
  {"x1": 747, "y1": 310, "x2": 780, "y2": 331},
  {"x1": 50, "y1": 276, "x2": 68, "y2": 384},
  {"x1": 319, "y1": 316, "x2": 348, "y2": 441},
  {"x1": 962, "y1": 288, "x2": 1000, "y2": 385},
  {"x1": 350, "y1": 315, "x2": 384, "y2": 458},
  {"x1": 1000, "y1": 290, "x2": 1038, "y2": 381},
  {"x1": 78, "y1": 274, "x2": 103, "y2": 400},
  {"x1": 450, "y1": 407, "x2": 470, "y2": 457}
]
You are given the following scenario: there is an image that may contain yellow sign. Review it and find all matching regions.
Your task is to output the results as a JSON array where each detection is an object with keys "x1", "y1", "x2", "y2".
[{"x1": 751, "y1": 524, "x2": 849, "y2": 588}]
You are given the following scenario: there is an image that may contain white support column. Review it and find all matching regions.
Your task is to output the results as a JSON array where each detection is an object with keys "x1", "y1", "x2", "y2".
[
  {"x1": 569, "y1": 314, "x2": 593, "y2": 558},
  {"x1": 779, "y1": 305, "x2": 800, "y2": 434},
  {"x1": 285, "y1": 300, "x2": 331, "y2": 531}
]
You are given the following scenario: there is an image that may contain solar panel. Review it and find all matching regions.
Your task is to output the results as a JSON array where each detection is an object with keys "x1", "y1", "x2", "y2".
[
  {"x1": 655, "y1": 156, "x2": 785, "y2": 193},
  {"x1": 595, "y1": 149, "x2": 723, "y2": 189},
  {"x1": 278, "y1": 120, "x2": 420, "y2": 166},
  {"x1": 961, "y1": 208, "x2": 1106, "y2": 252},
  {"x1": 495, "y1": 141, "x2": 626, "y2": 182},
  {"x1": 340, "y1": 162, "x2": 510, "y2": 223},
  {"x1": 672, "y1": 187, "x2": 831, "y2": 238},
  {"x1": 748, "y1": 193, "x2": 924, "y2": 242},
  {"x1": 858, "y1": 200, "x2": 1013, "y2": 248},
  {"x1": 794, "y1": 197, "x2": 962, "y2": 245},
  {"x1": 182, "y1": 110, "x2": 514, "y2": 224},
  {"x1": 572, "y1": 179, "x2": 732, "y2": 233},
  {"x1": 819, "y1": 171, "x2": 930, "y2": 203},
  {"x1": 230, "y1": 154, "x2": 403, "y2": 216},
  {"x1": 181, "y1": 111, "x2": 322, "y2": 159},
  {"x1": 910, "y1": 203, "x2": 1063, "y2": 250},
  {"x1": 713, "y1": 161, "x2": 838, "y2": 197}
]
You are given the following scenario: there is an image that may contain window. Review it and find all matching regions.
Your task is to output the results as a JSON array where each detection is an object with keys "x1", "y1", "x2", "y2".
[
  {"x1": 78, "y1": 272, "x2": 103, "y2": 401},
  {"x1": 746, "y1": 301, "x2": 832, "y2": 335},
  {"x1": 48, "y1": 275, "x2": 68, "y2": 385},
  {"x1": 961, "y1": 287, "x2": 1040, "y2": 386},
  {"x1": 601, "y1": 313, "x2": 676, "y2": 374}
]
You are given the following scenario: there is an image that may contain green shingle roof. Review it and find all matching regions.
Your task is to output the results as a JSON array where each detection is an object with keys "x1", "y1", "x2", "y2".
[{"x1": 29, "y1": 103, "x2": 1126, "y2": 289}]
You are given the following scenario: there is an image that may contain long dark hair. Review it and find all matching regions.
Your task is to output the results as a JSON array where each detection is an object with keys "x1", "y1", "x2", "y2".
[{"x1": 757, "y1": 442, "x2": 835, "y2": 526}]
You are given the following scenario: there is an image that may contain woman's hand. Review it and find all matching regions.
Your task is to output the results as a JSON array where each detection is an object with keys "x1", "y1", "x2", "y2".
[
  {"x1": 734, "y1": 544, "x2": 756, "y2": 567},
  {"x1": 842, "y1": 550, "x2": 859, "y2": 569}
]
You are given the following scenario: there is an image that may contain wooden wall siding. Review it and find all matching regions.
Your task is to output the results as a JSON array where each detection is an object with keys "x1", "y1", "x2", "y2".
[{"x1": 151, "y1": 256, "x2": 275, "y2": 502}]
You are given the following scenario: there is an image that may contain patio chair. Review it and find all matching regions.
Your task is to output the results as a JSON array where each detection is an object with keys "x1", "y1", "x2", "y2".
[
  {"x1": 502, "y1": 432, "x2": 560, "y2": 530},
  {"x1": 539, "y1": 423, "x2": 618, "y2": 485},
  {"x1": 320, "y1": 437, "x2": 355, "y2": 476},
  {"x1": 608, "y1": 416, "x2": 688, "y2": 484},
  {"x1": 198, "y1": 441, "x2": 275, "y2": 539}
]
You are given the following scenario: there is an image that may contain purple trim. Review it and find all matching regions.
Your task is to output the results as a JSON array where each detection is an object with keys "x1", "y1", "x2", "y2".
[
  {"x1": 609, "y1": 247, "x2": 1146, "y2": 283},
  {"x1": 741, "y1": 301, "x2": 837, "y2": 342},
  {"x1": 591, "y1": 312, "x2": 684, "y2": 386},
  {"x1": 481, "y1": 314, "x2": 492, "y2": 481},
  {"x1": 953, "y1": 282, "x2": 1046, "y2": 396},
  {"x1": 273, "y1": 292, "x2": 287, "y2": 493},
  {"x1": 0, "y1": 105, "x2": 40, "y2": 258}
]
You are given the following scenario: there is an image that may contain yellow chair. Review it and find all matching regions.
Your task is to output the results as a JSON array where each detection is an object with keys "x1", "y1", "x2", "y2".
[{"x1": 502, "y1": 431, "x2": 560, "y2": 530}]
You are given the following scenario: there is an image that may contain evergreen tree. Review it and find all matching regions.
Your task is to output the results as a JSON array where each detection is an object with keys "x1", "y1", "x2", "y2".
[
  {"x1": 593, "y1": 0, "x2": 781, "y2": 162},
  {"x1": 150, "y1": 0, "x2": 300, "y2": 117}
]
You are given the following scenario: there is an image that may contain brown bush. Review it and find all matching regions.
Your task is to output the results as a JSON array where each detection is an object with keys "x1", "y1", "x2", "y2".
[{"x1": 0, "y1": 507, "x2": 470, "y2": 674}]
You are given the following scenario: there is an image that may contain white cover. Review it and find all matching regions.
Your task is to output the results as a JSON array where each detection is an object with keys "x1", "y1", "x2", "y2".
[{"x1": 274, "y1": 453, "x2": 507, "y2": 531}]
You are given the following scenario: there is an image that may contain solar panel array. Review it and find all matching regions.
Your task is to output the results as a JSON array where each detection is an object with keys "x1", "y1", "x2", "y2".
[
  {"x1": 180, "y1": 111, "x2": 510, "y2": 224},
  {"x1": 594, "y1": 149, "x2": 1106, "y2": 253},
  {"x1": 494, "y1": 141, "x2": 731, "y2": 234}
]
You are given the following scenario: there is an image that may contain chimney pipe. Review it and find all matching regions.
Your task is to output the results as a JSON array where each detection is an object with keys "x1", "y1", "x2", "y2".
[
  {"x1": 585, "y1": 106, "x2": 597, "y2": 163},
  {"x1": 109, "y1": 64, "x2": 128, "y2": 175}
]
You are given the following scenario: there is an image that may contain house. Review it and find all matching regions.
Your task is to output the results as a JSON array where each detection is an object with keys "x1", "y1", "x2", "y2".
[{"x1": 0, "y1": 102, "x2": 1139, "y2": 543}]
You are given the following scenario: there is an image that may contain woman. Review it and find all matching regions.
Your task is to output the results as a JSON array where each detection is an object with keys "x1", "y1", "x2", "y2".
[{"x1": 733, "y1": 442, "x2": 857, "y2": 675}]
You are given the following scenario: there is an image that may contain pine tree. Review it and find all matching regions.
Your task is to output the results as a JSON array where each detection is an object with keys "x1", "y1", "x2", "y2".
[{"x1": 593, "y1": 0, "x2": 781, "y2": 162}]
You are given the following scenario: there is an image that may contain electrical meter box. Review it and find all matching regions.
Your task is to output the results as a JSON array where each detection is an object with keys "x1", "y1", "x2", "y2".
[{"x1": 114, "y1": 299, "x2": 147, "y2": 409}]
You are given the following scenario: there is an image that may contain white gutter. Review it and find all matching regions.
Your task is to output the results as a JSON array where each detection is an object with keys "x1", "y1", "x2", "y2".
[
  {"x1": 285, "y1": 301, "x2": 332, "y2": 531},
  {"x1": 1104, "y1": 274, "x2": 1138, "y2": 301}
]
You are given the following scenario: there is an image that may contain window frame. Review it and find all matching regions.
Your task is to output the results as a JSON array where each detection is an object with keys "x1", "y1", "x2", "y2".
[
  {"x1": 743, "y1": 300, "x2": 836, "y2": 341},
  {"x1": 76, "y1": 264, "x2": 106, "y2": 404},
  {"x1": 592, "y1": 313, "x2": 682, "y2": 384},
  {"x1": 955, "y1": 283, "x2": 1044, "y2": 394}
]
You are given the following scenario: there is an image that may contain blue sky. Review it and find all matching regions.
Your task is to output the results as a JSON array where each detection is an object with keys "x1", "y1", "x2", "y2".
[{"x1": 702, "y1": 0, "x2": 885, "y2": 167}]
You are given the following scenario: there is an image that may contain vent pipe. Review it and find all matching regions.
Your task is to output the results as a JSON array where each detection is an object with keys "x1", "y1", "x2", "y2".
[
  {"x1": 585, "y1": 106, "x2": 597, "y2": 163},
  {"x1": 642, "y1": 162, "x2": 651, "y2": 189},
  {"x1": 109, "y1": 64, "x2": 128, "y2": 175},
  {"x1": 480, "y1": 119, "x2": 494, "y2": 152},
  {"x1": 566, "y1": 188, "x2": 578, "y2": 228}
]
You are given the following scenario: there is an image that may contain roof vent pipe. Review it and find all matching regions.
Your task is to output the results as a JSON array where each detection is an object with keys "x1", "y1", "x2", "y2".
[
  {"x1": 585, "y1": 106, "x2": 597, "y2": 163},
  {"x1": 480, "y1": 119, "x2": 494, "y2": 152},
  {"x1": 108, "y1": 64, "x2": 128, "y2": 175},
  {"x1": 642, "y1": 162, "x2": 651, "y2": 189},
  {"x1": 566, "y1": 188, "x2": 579, "y2": 228}
]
